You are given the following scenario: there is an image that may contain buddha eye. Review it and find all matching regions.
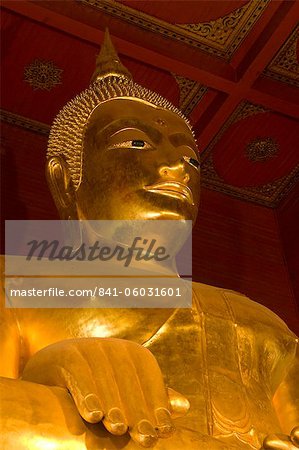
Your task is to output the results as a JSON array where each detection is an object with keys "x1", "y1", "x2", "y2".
[
  {"x1": 124, "y1": 140, "x2": 154, "y2": 150},
  {"x1": 131, "y1": 140, "x2": 145, "y2": 148},
  {"x1": 130, "y1": 140, "x2": 154, "y2": 150},
  {"x1": 109, "y1": 140, "x2": 153, "y2": 151},
  {"x1": 183, "y1": 155, "x2": 200, "y2": 170},
  {"x1": 190, "y1": 158, "x2": 200, "y2": 168}
]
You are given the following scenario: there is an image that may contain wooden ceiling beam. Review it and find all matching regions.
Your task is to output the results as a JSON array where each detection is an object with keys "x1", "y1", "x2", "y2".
[
  {"x1": 246, "y1": 89, "x2": 299, "y2": 119},
  {"x1": 235, "y1": 1, "x2": 299, "y2": 91},
  {"x1": 2, "y1": 0, "x2": 298, "y2": 154},
  {"x1": 231, "y1": 0, "x2": 287, "y2": 71},
  {"x1": 196, "y1": 1, "x2": 299, "y2": 152},
  {"x1": 197, "y1": 85, "x2": 299, "y2": 154},
  {"x1": 1, "y1": 0, "x2": 235, "y2": 93}
]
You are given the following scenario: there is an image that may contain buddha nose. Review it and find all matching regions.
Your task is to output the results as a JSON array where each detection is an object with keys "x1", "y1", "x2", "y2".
[{"x1": 158, "y1": 159, "x2": 190, "y2": 183}]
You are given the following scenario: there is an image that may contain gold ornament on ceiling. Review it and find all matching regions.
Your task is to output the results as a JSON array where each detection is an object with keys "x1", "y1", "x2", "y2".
[
  {"x1": 81, "y1": 0, "x2": 269, "y2": 60},
  {"x1": 200, "y1": 101, "x2": 298, "y2": 207},
  {"x1": 24, "y1": 59, "x2": 63, "y2": 91},
  {"x1": 201, "y1": 152, "x2": 299, "y2": 207},
  {"x1": 246, "y1": 137, "x2": 279, "y2": 162},
  {"x1": 263, "y1": 25, "x2": 299, "y2": 87},
  {"x1": 177, "y1": 0, "x2": 268, "y2": 58},
  {"x1": 172, "y1": 74, "x2": 207, "y2": 116},
  {"x1": 232, "y1": 102, "x2": 267, "y2": 122},
  {"x1": 202, "y1": 101, "x2": 268, "y2": 159}
]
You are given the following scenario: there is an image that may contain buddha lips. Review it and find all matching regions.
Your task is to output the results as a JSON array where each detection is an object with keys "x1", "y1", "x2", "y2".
[{"x1": 26, "y1": 237, "x2": 170, "y2": 267}]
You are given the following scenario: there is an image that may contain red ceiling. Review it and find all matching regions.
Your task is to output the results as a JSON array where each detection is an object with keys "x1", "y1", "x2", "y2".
[
  {"x1": 1, "y1": 8, "x2": 179, "y2": 123},
  {"x1": 118, "y1": 1, "x2": 248, "y2": 23},
  {"x1": 212, "y1": 112, "x2": 299, "y2": 186},
  {"x1": 1, "y1": 0, "x2": 299, "y2": 333}
]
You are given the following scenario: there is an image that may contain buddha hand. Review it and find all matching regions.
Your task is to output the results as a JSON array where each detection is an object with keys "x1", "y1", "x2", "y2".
[
  {"x1": 21, "y1": 337, "x2": 190, "y2": 448},
  {"x1": 261, "y1": 427, "x2": 299, "y2": 449}
]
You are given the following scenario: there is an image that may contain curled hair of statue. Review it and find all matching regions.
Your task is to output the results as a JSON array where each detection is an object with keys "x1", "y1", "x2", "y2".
[{"x1": 47, "y1": 29, "x2": 194, "y2": 191}]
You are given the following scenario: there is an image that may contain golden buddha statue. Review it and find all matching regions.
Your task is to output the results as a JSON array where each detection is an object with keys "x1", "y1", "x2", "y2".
[{"x1": 1, "y1": 31, "x2": 298, "y2": 450}]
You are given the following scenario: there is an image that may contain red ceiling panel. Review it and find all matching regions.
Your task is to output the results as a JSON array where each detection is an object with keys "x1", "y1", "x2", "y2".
[
  {"x1": 1, "y1": 122, "x2": 56, "y2": 221},
  {"x1": 277, "y1": 182, "x2": 299, "y2": 304},
  {"x1": 1, "y1": 9, "x2": 179, "y2": 124},
  {"x1": 118, "y1": 1, "x2": 248, "y2": 24},
  {"x1": 212, "y1": 111, "x2": 299, "y2": 186}
]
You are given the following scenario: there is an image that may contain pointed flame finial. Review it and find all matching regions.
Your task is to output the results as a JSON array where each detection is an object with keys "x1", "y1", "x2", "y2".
[{"x1": 91, "y1": 29, "x2": 132, "y2": 83}]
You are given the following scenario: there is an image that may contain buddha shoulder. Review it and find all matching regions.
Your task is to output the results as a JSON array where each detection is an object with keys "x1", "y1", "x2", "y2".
[{"x1": 192, "y1": 280, "x2": 296, "y2": 338}]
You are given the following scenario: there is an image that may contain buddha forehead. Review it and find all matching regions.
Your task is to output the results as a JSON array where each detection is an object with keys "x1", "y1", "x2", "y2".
[
  {"x1": 76, "y1": 96, "x2": 200, "y2": 224},
  {"x1": 85, "y1": 98, "x2": 196, "y2": 147},
  {"x1": 47, "y1": 81, "x2": 196, "y2": 192}
]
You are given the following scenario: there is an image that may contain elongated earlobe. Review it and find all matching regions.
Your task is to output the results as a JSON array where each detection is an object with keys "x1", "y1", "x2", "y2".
[{"x1": 46, "y1": 156, "x2": 78, "y2": 220}]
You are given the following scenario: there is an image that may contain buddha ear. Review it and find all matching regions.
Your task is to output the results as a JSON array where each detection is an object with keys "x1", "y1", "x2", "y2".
[{"x1": 46, "y1": 156, "x2": 78, "y2": 220}]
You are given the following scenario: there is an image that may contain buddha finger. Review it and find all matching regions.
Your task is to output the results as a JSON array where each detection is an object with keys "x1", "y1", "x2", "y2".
[
  {"x1": 263, "y1": 433, "x2": 298, "y2": 449},
  {"x1": 21, "y1": 340, "x2": 104, "y2": 424},
  {"x1": 103, "y1": 341, "x2": 157, "y2": 441},
  {"x1": 79, "y1": 340, "x2": 128, "y2": 435},
  {"x1": 67, "y1": 374, "x2": 104, "y2": 424},
  {"x1": 130, "y1": 420, "x2": 158, "y2": 448},
  {"x1": 154, "y1": 407, "x2": 174, "y2": 438},
  {"x1": 290, "y1": 427, "x2": 299, "y2": 446},
  {"x1": 167, "y1": 387, "x2": 190, "y2": 419},
  {"x1": 51, "y1": 346, "x2": 105, "y2": 424},
  {"x1": 102, "y1": 407, "x2": 128, "y2": 435},
  {"x1": 129, "y1": 346, "x2": 175, "y2": 438}
]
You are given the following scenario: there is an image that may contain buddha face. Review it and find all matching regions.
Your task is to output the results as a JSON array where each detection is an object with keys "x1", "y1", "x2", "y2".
[{"x1": 74, "y1": 98, "x2": 200, "y2": 224}]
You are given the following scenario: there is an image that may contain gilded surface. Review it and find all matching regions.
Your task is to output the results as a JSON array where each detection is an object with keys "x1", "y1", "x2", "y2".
[
  {"x1": 201, "y1": 151, "x2": 299, "y2": 207},
  {"x1": 246, "y1": 137, "x2": 279, "y2": 162},
  {"x1": 177, "y1": 0, "x2": 268, "y2": 59},
  {"x1": 1, "y1": 32, "x2": 299, "y2": 450},
  {"x1": 24, "y1": 59, "x2": 63, "y2": 91},
  {"x1": 172, "y1": 74, "x2": 207, "y2": 116},
  {"x1": 81, "y1": 0, "x2": 269, "y2": 60},
  {"x1": 1, "y1": 278, "x2": 299, "y2": 449},
  {"x1": 201, "y1": 101, "x2": 299, "y2": 207},
  {"x1": 264, "y1": 26, "x2": 299, "y2": 88}
]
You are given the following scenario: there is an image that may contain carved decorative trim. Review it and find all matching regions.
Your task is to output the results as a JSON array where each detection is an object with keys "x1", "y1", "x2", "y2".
[
  {"x1": 202, "y1": 101, "x2": 267, "y2": 160},
  {"x1": 246, "y1": 137, "x2": 279, "y2": 162},
  {"x1": 80, "y1": 0, "x2": 269, "y2": 60},
  {"x1": 200, "y1": 101, "x2": 298, "y2": 207},
  {"x1": 172, "y1": 74, "x2": 207, "y2": 116},
  {"x1": 264, "y1": 25, "x2": 299, "y2": 87},
  {"x1": 24, "y1": 59, "x2": 63, "y2": 91},
  {"x1": 201, "y1": 154, "x2": 299, "y2": 207},
  {"x1": 231, "y1": 102, "x2": 267, "y2": 122},
  {"x1": 177, "y1": 1, "x2": 268, "y2": 59},
  {"x1": 0, "y1": 110, "x2": 50, "y2": 135}
]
